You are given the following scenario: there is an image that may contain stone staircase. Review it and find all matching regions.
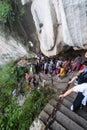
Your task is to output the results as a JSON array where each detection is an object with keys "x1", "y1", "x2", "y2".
[
  {"x1": 39, "y1": 93, "x2": 87, "y2": 130},
  {"x1": 30, "y1": 72, "x2": 87, "y2": 130}
]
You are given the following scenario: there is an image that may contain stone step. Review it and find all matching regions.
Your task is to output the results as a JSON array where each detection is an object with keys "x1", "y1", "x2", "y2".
[
  {"x1": 44, "y1": 103, "x2": 54, "y2": 115},
  {"x1": 55, "y1": 111, "x2": 85, "y2": 130},
  {"x1": 40, "y1": 97, "x2": 87, "y2": 130},
  {"x1": 50, "y1": 121, "x2": 66, "y2": 130},
  {"x1": 59, "y1": 104, "x2": 87, "y2": 130},
  {"x1": 39, "y1": 110, "x2": 49, "y2": 125},
  {"x1": 66, "y1": 95, "x2": 87, "y2": 112},
  {"x1": 76, "y1": 109, "x2": 87, "y2": 120},
  {"x1": 39, "y1": 96, "x2": 87, "y2": 130},
  {"x1": 62, "y1": 98, "x2": 87, "y2": 120},
  {"x1": 49, "y1": 99, "x2": 57, "y2": 107},
  {"x1": 62, "y1": 98, "x2": 72, "y2": 108},
  {"x1": 65, "y1": 95, "x2": 74, "y2": 103},
  {"x1": 82, "y1": 106, "x2": 87, "y2": 111}
]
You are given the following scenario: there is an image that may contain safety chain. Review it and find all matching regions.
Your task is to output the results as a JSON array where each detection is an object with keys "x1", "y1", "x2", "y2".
[{"x1": 44, "y1": 84, "x2": 70, "y2": 130}]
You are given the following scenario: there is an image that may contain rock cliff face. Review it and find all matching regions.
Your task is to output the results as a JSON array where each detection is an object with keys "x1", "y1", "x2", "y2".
[
  {"x1": 0, "y1": 27, "x2": 28, "y2": 65},
  {"x1": 21, "y1": 0, "x2": 87, "y2": 57}
]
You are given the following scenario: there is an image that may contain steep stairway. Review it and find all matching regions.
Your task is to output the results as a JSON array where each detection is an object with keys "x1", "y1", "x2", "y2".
[
  {"x1": 34, "y1": 72, "x2": 87, "y2": 130},
  {"x1": 39, "y1": 93, "x2": 87, "y2": 130}
]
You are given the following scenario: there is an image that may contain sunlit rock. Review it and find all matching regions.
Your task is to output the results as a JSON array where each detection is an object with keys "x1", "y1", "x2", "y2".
[
  {"x1": 31, "y1": 0, "x2": 87, "y2": 57},
  {"x1": 30, "y1": 119, "x2": 45, "y2": 130}
]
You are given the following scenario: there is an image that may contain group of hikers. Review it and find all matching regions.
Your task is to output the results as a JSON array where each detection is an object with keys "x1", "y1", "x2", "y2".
[
  {"x1": 59, "y1": 52, "x2": 87, "y2": 112},
  {"x1": 15, "y1": 51, "x2": 87, "y2": 112},
  {"x1": 24, "y1": 53, "x2": 82, "y2": 88},
  {"x1": 26, "y1": 53, "x2": 84, "y2": 78}
]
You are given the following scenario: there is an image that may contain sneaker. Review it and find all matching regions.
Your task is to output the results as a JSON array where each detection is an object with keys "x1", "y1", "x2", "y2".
[{"x1": 70, "y1": 105, "x2": 74, "y2": 111}]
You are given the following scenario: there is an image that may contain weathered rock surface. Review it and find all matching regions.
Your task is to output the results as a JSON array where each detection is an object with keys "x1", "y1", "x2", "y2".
[
  {"x1": 21, "y1": 0, "x2": 87, "y2": 57},
  {"x1": 1, "y1": 0, "x2": 87, "y2": 62}
]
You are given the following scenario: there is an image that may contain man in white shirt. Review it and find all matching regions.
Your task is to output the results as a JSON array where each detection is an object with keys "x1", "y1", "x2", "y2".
[{"x1": 59, "y1": 83, "x2": 87, "y2": 111}]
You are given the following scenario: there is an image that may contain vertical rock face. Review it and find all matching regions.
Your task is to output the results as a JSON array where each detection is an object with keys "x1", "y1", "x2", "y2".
[
  {"x1": 18, "y1": 1, "x2": 39, "y2": 54},
  {"x1": 31, "y1": 0, "x2": 61, "y2": 56},
  {"x1": 21, "y1": 0, "x2": 87, "y2": 57},
  {"x1": 0, "y1": 28, "x2": 28, "y2": 65},
  {"x1": 31, "y1": 0, "x2": 87, "y2": 56},
  {"x1": 62, "y1": 0, "x2": 87, "y2": 48}
]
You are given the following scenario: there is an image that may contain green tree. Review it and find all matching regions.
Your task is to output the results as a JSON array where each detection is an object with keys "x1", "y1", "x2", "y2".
[
  {"x1": 0, "y1": 63, "x2": 55, "y2": 130},
  {"x1": 0, "y1": 1, "x2": 12, "y2": 23},
  {"x1": 0, "y1": 0, "x2": 25, "y2": 30}
]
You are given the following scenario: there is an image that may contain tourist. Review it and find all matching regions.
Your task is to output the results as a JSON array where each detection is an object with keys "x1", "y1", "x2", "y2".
[
  {"x1": 56, "y1": 58, "x2": 63, "y2": 68},
  {"x1": 31, "y1": 76, "x2": 39, "y2": 88},
  {"x1": 48, "y1": 60, "x2": 54, "y2": 74},
  {"x1": 29, "y1": 64, "x2": 35, "y2": 77},
  {"x1": 62, "y1": 58, "x2": 71, "y2": 74},
  {"x1": 59, "y1": 83, "x2": 87, "y2": 111},
  {"x1": 55, "y1": 66, "x2": 60, "y2": 75},
  {"x1": 44, "y1": 61, "x2": 48, "y2": 74},
  {"x1": 25, "y1": 73, "x2": 31, "y2": 83},
  {"x1": 40, "y1": 54, "x2": 45, "y2": 62},
  {"x1": 68, "y1": 61, "x2": 87, "y2": 85},
  {"x1": 72, "y1": 54, "x2": 82, "y2": 71},
  {"x1": 58, "y1": 64, "x2": 65, "y2": 78}
]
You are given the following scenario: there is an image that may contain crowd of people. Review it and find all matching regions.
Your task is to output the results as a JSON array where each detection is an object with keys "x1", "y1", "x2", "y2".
[
  {"x1": 25, "y1": 54, "x2": 84, "y2": 78},
  {"x1": 59, "y1": 52, "x2": 87, "y2": 112},
  {"x1": 22, "y1": 53, "x2": 83, "y2": 89},
  {"x1": 14, "y1": 51, "x2": 87, "y2": 112},
  {"x1": 24, "y1": 53, "x2": 87, "y2": 88}
]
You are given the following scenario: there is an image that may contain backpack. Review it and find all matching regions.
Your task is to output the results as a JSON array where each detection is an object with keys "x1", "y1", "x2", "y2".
[{"x1": 78, "y1": 71, "x2": 87, "y2": 84}]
